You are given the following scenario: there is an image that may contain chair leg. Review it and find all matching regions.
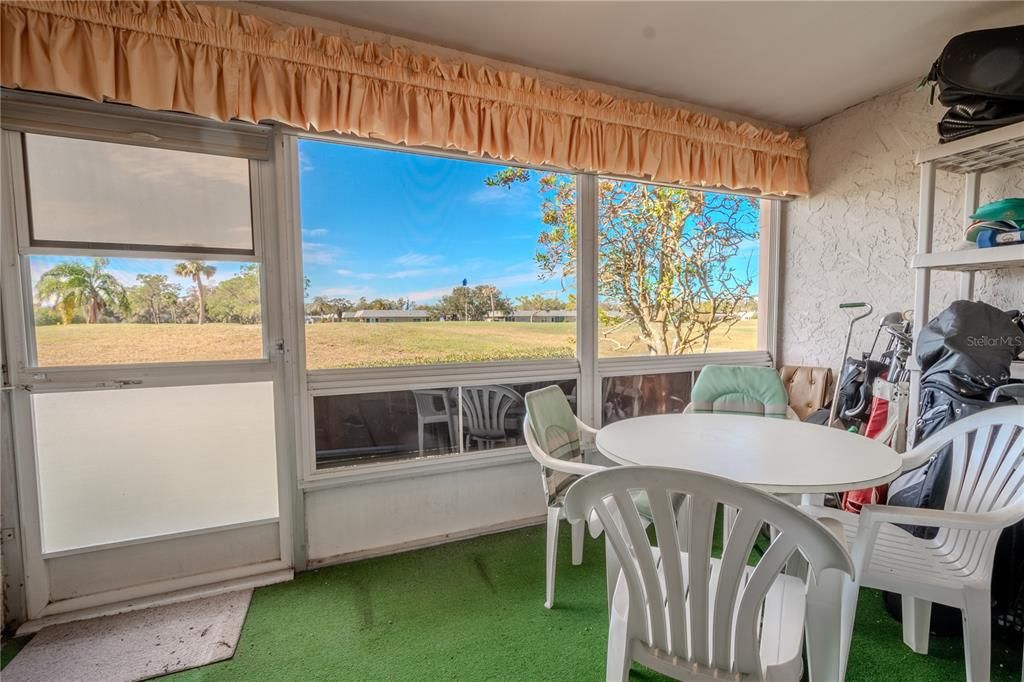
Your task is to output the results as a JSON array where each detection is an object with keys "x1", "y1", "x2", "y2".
[
  {"x1": 571, "y1": 519, "x2": 584, "y2": 566},
  {"x1": 962, "y1": 591, "x2": 991, "y2": 682},
  {"x1": 902, "y1": 597, "x2": 932, "y2": 654},
  {"x1": 544, "y1": 506, "x2": 560, "y2": 609},
  {"x1": 606, "y1": 607, "x2": 631, "y2": 682},
  {"x1": 805, "y1": 568, "x2": 846, "y2": 682}
]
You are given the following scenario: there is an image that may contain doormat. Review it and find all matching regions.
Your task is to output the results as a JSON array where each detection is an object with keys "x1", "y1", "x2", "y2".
[{"x1": 3, "y1": 589, "x2": 252, "y2": 681}]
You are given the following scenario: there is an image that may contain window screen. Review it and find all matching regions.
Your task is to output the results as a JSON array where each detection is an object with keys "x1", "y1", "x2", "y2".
[{"x1": 24, "y1": 134, "x2": 254, "y2": 254}]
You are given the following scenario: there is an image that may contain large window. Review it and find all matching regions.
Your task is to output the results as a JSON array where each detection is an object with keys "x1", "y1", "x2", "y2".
[
  {"x1": 21, "y1": 134, "x2": 264, "y2": 366},
  {"x1": 597, "y1": 179, "x2": 762, "y2": 357},
  {"x1": 298, "y1": 140, "x2": 577, "y2": 370},
  {"x1": 313, "y1": 379, "x2": 576, "y2": 469}
]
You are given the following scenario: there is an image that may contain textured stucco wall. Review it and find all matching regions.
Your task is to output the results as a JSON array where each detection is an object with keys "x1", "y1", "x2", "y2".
[{"x1": 780, "y1": 84, "x2": 1024, "y2": 369}]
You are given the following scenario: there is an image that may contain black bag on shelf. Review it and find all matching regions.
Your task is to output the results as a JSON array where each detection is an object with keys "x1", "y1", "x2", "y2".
[{"x1": 926, "y1": 24, "x2": 1024, "y2": 142}]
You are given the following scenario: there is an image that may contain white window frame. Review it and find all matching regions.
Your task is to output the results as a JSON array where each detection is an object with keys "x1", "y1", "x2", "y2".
[
  {"x1": 284, "y1": 132, "x2": 784, "y2": 484},
  {"x1": 0, "y1": 91, "x2": 296, "y2": 619},
  {"x1": 5, "y1": 118, "x2": 274, "y2": 373}
]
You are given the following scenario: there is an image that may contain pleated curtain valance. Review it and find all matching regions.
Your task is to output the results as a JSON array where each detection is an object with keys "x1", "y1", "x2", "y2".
[{"x1": 1, "y1": 0, "x2": 810, "y2": 196}]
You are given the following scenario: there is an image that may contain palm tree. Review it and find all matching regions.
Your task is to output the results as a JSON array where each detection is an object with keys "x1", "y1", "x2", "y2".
[
  {"x1": 174, "y1": 260, "x2": 217, "y2": 324},
  {"x1": 35, "y1": 258, "x2": 128, "y2": 324},
  {"x1": 308, "y1": 296, "x2": 334, "y2": 321}
]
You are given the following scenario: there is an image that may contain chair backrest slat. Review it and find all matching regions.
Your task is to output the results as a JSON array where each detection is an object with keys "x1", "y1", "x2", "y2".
[
  {"x1": 611, "y1": 489, "x2": 669, "y2": 651},
  {"x1": 711, "y1": 509, "x2": 764, "y2": 671},
  {"x1": 686, "y1": 496, "x2": 717, "y2": 667},
  {"x1": 646, "y1": 487, "x2": 689, "y2": 659},
  {"x1": 592, "y1": 497, "x2": 650, "y2": 638},
  {"x1": 564, "y1": 466, "x2": 853, "y2": 679},
  {"x1": 733, "y1": 534, "x2": 798, "y2": 674}
]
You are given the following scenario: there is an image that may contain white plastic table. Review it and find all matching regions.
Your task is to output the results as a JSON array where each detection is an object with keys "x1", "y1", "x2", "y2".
[{"x1": 595, "y1": 413, "x2": 903, "y2": 494}]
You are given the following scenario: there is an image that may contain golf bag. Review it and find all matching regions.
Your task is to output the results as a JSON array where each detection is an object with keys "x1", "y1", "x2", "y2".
[{"x1": 884, "y1": 300, "x2": 1024, "y2": 634}]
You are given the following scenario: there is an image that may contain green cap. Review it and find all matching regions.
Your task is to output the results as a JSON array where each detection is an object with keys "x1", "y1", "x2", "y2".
[{"x1": 970, "y1": 198, "x2": 1024, "y2": 223}]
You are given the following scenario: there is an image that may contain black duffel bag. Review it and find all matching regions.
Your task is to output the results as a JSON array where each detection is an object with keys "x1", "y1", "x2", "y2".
[{"x1": 926, "y1": 24, "x2": 1024, "y2": 142}]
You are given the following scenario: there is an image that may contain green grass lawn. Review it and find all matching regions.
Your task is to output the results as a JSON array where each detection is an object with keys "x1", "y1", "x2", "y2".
[
  {"x1": 34, "y1": 320, "x2": 758, "y2": 368},
  {"x1": 4, "y1": 525, "x2": 1019, "y2": 680}
]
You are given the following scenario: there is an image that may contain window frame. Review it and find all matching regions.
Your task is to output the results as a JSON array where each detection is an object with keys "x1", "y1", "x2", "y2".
[
  {"x1": 2, "y1": 108, "x2": 278, "y2": 375},
  {"x1": 285, "y1": 131, "x2": 784, "y2": 481},
  {"x1": 0, "y1": 91, "x2": 298, "y2": 616},
  {"x1": 305, "y1": 372, "x2": 581, "y2": 479}
]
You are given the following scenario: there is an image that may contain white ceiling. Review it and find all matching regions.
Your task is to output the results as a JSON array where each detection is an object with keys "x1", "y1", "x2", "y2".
[{"x1": 253, "y1": 1, "x2": 1023, "y2": 129}]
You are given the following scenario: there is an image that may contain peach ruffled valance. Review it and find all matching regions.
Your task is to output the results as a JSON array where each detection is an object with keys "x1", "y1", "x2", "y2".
[{"x1": 1, "y1": 1, "x2": 810, "y2": 196}]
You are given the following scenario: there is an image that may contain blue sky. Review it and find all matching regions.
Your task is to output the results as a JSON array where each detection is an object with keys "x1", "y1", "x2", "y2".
[
  {"x1": 298, "y1": 140, "x2": 575, "y2": 306},
  {"x1": 30, "y1": 139, "x2": 758, "y2": 307},
  {"x1": 299, "y1": 140, "x2": 759, "y2": 307}
]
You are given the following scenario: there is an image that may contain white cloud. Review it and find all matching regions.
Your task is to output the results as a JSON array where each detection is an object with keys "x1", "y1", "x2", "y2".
[
  {"x1": 299, "y1": 149, "x2": 315, "y2": 173},
  {"x1": 302, "y1": 227, "x2": 328, "y2": 238},
  {"x1": 401, "y1": 285, "x2": 455, "y2": 303},
  {"x1": 333, "y1": 264, "x2": 453, "y2": 281},
  {"x1": 313, "y1": 286, "x2": 371, "y2": 298},
  {"x1": 303, "y1": 242, "x2": 342, "y2": 265},
  {"x1": 466, "y1": 182, "x2": 532, "y2": 207},
  {"x1": 393, "y1": 252, "x2": 441, "y2": 267}
]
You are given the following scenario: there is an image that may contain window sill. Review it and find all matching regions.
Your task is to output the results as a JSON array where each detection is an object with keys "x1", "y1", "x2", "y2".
[
  {"x1": 301, "y1": 447, "x2": 535, "y2": 490},
  {"x1": 306, "y1": 358, "x2": 580, "y2": 393},
  {"x1": 598, "y1": 350, "x2": 772, "y2": 377}
]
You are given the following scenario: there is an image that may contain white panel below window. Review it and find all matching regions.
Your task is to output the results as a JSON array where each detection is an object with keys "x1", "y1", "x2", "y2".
[{"x1": 33, "y1": 382, "x2": 279, "y2": 554}]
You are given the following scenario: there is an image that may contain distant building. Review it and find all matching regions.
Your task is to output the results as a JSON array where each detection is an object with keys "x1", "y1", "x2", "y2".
[
  {"x1": 346, "y1": 309, "x2": 429, "y2": 323},
  {"x1": 487, "y1": 310, "x2": 577, "y2": 323}
]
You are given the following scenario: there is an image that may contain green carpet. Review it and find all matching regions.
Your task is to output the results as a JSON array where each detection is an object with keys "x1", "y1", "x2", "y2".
[{"x1": 3, "y1": 525, "x2": 1022, "y2": 680}]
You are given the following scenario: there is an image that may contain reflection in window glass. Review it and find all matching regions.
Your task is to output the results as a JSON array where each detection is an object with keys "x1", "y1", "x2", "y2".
[
  {"x1": 314, "y1": 379, "x2": 576, "y2": 468},
  {"x1": 24, "y1": 134, "x2": 253, "y2": 253},
  {"x1": 461, "y1": 379, "x2": 577, "y2": 453},
  {"x1": 602, "y1": 371, "x2": 698, "y2": 425},
  {"x1": 597, "y1": 179, "x2": 761, "y2": 357},
  {"x1": 298, "y1": 140, "x2": 576, "y2": 369},
  {"x1": 34, "y1": 382, "x2": 278, "y2": 553},
  {"x1": 30, "y1": 256, "x2": 263, "y2": 366}
]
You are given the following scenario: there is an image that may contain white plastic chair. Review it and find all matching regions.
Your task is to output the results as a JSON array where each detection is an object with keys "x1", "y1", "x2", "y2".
[
  {"x1": 805, "y1": 405, "x2": 1024, "y2": 682},
  {"x1": 412, "y1": 389, "x2": 457, "y2": 454},
  {"x1": 523, "y1": 393, "x2": 604, "y2": 609},
  {"x1": 564, "y1": 466, "x2": 854, "y2": 681},
  {"x1": 454, "y1": 385, "x2": 523, "y2": 449}
]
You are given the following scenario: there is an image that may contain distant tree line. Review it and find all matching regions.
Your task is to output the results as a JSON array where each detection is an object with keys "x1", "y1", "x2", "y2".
[
  {"x1": 34, "y1": 257, "x2": 576, "y2": 326},
  {"x1": 34, "y1": 258, "x2": 260, "y2": 326},
  {"x1": 305, "y1": 286, "x2": 574, "y2": 322}
]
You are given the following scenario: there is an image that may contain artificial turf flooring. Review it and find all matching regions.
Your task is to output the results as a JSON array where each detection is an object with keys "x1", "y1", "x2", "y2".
[{"x1": 3, "y1": 524, "x2": 1022, "y2": 680}]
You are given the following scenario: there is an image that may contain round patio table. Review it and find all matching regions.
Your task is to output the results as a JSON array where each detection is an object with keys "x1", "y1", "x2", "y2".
[{"x1": 595, "y1": 413, "x2": 902, "y2": 494}]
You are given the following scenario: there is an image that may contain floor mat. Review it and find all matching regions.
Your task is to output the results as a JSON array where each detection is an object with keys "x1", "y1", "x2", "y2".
[{"x1": 3, "y1": 589, "x2": 252, "y2": 682}]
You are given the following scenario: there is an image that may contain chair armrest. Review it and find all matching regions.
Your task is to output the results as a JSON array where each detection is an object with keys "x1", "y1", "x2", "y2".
[
  {"x1": 574, "y1": 417, "x2": 599, "y2": 438},
  {"x1": 524, "y1": 416, "x2": 605, "y2": 477},
  {"x1": 548, "y1": 459, "x2": 606, "y2": 477},
  {"x1": 860, "y1": 504, "x2": 1024, "y2": 532}
]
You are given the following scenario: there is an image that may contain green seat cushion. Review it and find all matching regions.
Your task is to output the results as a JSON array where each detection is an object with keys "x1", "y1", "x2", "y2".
[{"x1": 690, "y1": 365, "x2": 789, "y2": 418}]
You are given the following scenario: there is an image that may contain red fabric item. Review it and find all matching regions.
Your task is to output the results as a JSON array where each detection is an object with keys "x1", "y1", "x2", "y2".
[{"x1": 841, "y1": 394, "x2": 892, "y2": 514}]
